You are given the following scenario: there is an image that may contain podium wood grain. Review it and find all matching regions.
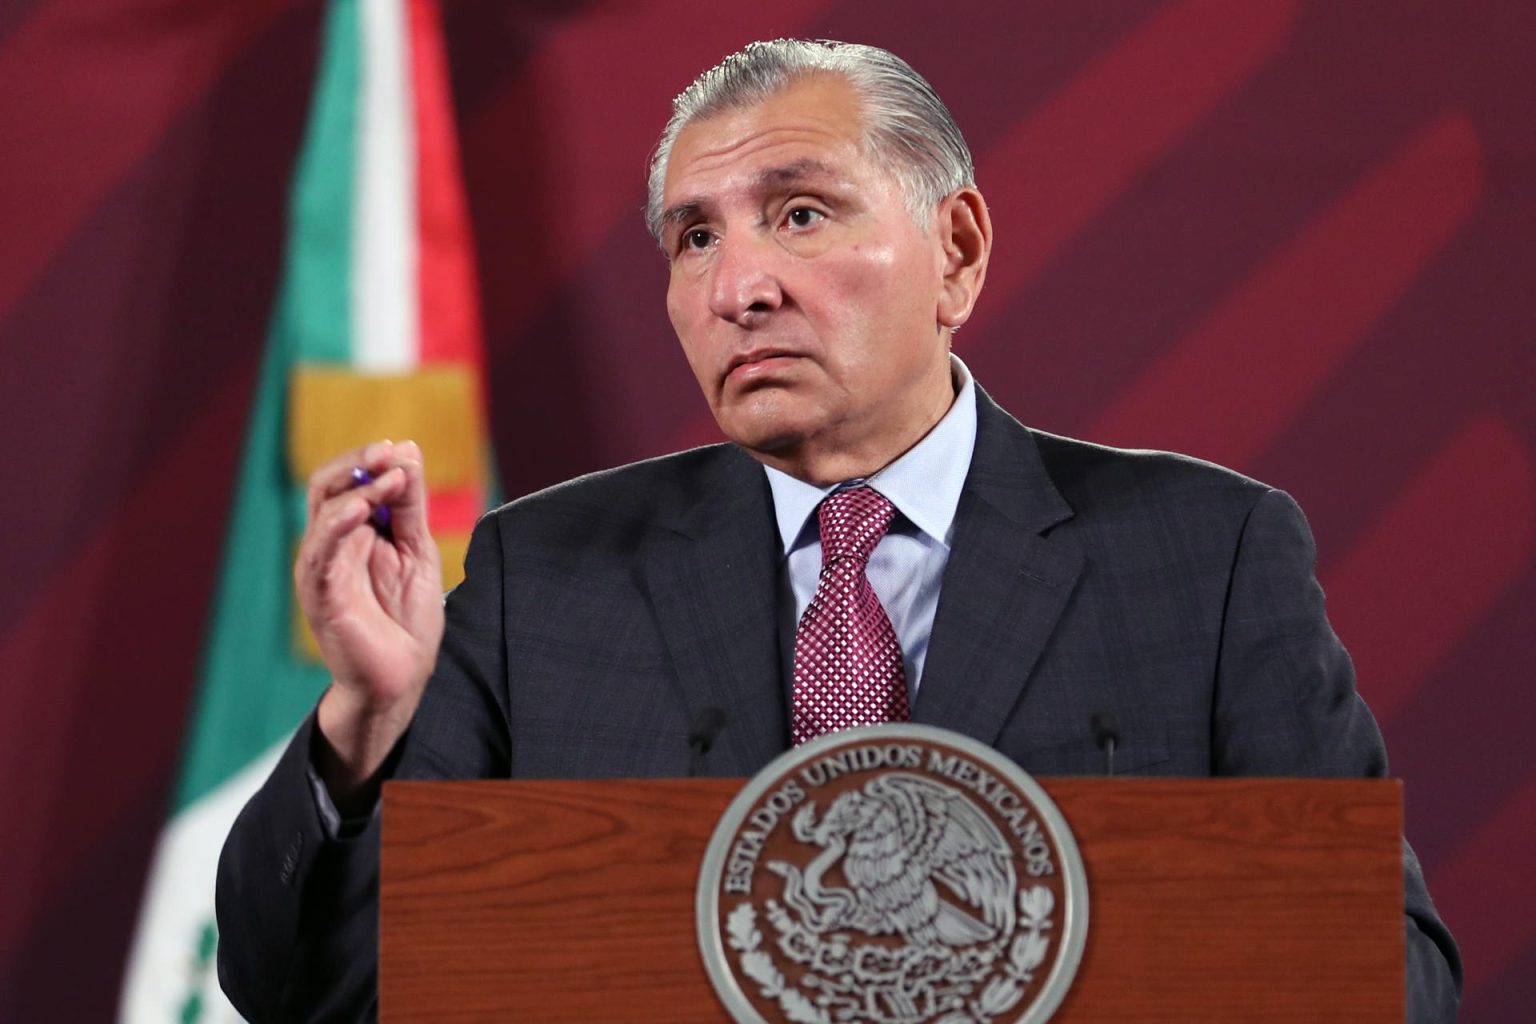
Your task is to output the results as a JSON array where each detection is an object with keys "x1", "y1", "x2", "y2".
[{"x1": 381, "y1": 778, "x2": 1403, "y2": 1022}]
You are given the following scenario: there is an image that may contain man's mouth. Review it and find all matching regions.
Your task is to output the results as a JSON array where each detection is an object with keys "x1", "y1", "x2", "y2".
[{"x1": 725, "y1": 349, "x2": 802, "y2": 384}]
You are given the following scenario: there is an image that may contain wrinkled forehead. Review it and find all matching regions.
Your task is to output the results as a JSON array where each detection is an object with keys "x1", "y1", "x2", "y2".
[{"x1": 664, "y1": 75, "x2": 871, "y2": 185}]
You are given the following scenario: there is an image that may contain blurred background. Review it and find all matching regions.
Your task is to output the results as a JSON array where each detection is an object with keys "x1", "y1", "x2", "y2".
[{"x1": 1, "y1": 0, "x2": 1532, "y2": 1019}]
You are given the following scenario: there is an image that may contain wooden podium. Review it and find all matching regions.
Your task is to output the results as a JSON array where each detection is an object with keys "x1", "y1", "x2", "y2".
[{"x1": 380, "y1": 778, "x2": 1404, "y2": 1022}]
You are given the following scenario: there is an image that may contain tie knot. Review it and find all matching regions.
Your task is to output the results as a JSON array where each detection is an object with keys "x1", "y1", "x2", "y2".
[{"x1": 817, "y1": 486, "x2": 896, "y2": 566}]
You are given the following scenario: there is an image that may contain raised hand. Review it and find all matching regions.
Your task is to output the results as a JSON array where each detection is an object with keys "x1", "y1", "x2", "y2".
[{"x1": 296, "y1": 440, "x2": 444, "y2": 808}]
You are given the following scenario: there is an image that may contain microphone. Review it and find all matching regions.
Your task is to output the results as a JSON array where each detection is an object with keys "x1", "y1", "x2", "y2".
[
  {"x1": 688, "y1": 706, "x2": 728, "y2": 776},
  {"x1": 1090, "y1": 712, "x2": 1120, "y2": 777}
]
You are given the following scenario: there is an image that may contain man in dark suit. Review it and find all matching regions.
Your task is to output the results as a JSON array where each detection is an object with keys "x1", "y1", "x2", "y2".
[{"x1": 217, "y1": 40, "x2": 1461, "y2": 1021}]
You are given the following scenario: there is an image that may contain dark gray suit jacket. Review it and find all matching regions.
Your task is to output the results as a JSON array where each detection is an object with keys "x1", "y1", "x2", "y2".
[{"x1": 217, "y1": 386, "x2": 1461, "y2": 1021}]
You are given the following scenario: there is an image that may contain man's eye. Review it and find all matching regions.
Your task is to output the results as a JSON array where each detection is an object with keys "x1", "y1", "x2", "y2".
[
  {"x1": 683, "y1": 228, "x2": 713, "y2": 251},
  {"x1": 785, "y1": 207, "x2": 825, "y2": 229}
]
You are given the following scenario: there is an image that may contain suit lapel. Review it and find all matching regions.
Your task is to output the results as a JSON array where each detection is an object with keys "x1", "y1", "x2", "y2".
[
  {"x1": 642, "y1": 448, "x2": 789, "y2": 774},
  {"x1": 914, "y1": 388, "x2": 1083, "y2": 746}
]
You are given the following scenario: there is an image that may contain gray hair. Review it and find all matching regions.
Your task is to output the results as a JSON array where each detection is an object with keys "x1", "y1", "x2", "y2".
[{"x1": 644, "y1": 39, "x2": 975, "y2": 244}]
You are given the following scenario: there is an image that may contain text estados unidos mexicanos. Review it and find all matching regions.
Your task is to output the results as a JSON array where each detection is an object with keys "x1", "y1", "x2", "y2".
[{"x1": 722, "y1": 744, "x2": 1056, "y2": 895}]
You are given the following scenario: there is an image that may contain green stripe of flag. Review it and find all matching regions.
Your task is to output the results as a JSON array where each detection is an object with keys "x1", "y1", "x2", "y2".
[{"x1": 172, "y1": 0, "x2": 360, "y2": 814}]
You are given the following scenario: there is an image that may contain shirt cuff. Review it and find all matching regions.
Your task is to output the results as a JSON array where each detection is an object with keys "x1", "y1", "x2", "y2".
[{"x1": 305, "y1": 762, "x2": 378, "y2": 840}]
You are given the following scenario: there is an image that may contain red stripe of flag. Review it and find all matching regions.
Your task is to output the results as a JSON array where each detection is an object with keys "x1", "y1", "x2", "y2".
[
  {"x1": 408, "y1": 0, "x2": 491, "y2": 534},
  {"x1": 409, "y1": 0, "x2": 483, "y2": 370}
]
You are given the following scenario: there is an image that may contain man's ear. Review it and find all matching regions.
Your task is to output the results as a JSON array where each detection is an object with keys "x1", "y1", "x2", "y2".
[{"x1": 936, "y1": 187, "x2": 992, "y2": 330}]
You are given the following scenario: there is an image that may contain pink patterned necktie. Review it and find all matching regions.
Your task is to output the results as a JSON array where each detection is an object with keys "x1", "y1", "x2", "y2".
[{"x1": 791, "y1": 486, "x2": 911, "y2": 744}]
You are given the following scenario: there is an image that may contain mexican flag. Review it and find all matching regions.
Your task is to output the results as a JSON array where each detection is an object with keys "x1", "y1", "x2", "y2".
[{"x1": 118, "y1": 0, "x2": 492, "y2": 1019}]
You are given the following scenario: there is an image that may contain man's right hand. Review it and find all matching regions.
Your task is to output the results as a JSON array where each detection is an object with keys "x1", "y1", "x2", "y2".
[{"x1": 296, "y1": 440, "x2": 445, "y2": 813}]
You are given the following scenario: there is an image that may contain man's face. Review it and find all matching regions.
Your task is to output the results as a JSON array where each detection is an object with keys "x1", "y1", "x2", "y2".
[{"x1": 660, "y1": 74, "x2": 958, "y2": 484}]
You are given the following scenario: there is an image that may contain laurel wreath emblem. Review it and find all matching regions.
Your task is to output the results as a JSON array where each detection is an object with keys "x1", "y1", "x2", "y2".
[
  {"x1": 728, "y1": 903, "x2": 830, "y2": 1024},
  {"x1": 726, "y1": 885, "x2": 1055, "y2": 1024}
]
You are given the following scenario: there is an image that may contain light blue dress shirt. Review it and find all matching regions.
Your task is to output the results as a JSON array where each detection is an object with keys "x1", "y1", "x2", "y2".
[{"x1": 765, "y1": 355, "x2": 979, "y2": 701}]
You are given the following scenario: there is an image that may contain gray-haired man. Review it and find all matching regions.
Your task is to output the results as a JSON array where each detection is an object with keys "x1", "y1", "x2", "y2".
[{"x1": 218, "y1": 40, "x2": 1460, "y2": 1021}]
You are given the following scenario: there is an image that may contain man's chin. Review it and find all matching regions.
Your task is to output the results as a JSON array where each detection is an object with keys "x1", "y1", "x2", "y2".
[
  {"x1": 710, "y1": 409, "x2": 807, "y2": 457},
  {"x1": 713, "y1": 397, "x2": 815, "y2": 452},
  {"x1": 719, "y1": 423, "x2": 804, "y2": 459}
]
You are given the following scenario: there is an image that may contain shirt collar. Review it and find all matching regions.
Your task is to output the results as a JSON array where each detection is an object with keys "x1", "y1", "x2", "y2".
[{"x1": 764, "y1": 354, "x2": 979, "y2": 555}]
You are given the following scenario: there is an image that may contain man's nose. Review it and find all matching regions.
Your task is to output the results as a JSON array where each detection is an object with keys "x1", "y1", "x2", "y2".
[{"x1": 707, "y1": 236, "x2": 782, "y2": 326}]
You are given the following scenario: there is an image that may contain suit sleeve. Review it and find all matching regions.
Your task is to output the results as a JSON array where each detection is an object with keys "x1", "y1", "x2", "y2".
[
  {"x1": 1212, "y1": 488, "x2": 1462, "y2": 1023},
  {"x1": 216, "y1": 511, "x2": 511, "y2": 1023}
]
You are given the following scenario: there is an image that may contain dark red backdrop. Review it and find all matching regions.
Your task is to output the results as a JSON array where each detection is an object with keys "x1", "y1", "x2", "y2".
[{"x1": 1, "y1": 2, "x2": 1532, "y2": 1020}]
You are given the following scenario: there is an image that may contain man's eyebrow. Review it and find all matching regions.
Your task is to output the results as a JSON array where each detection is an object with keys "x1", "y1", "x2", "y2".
[{"x1": 660, "y1": 200, "x2": 704, "y2": 233}]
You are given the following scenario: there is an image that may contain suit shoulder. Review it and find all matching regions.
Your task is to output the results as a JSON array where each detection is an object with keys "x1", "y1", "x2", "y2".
[
  {"x1": 1028, "y1": 428, "x2": 1275, "y2": 518},
  {"x1": 478, "y1": 443, "x2": 751, "y2": 540}
]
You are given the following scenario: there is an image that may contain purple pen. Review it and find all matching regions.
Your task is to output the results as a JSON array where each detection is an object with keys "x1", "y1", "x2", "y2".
[{"x1": 348, "y1": 466, "x2": 394, "y2": 533}]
